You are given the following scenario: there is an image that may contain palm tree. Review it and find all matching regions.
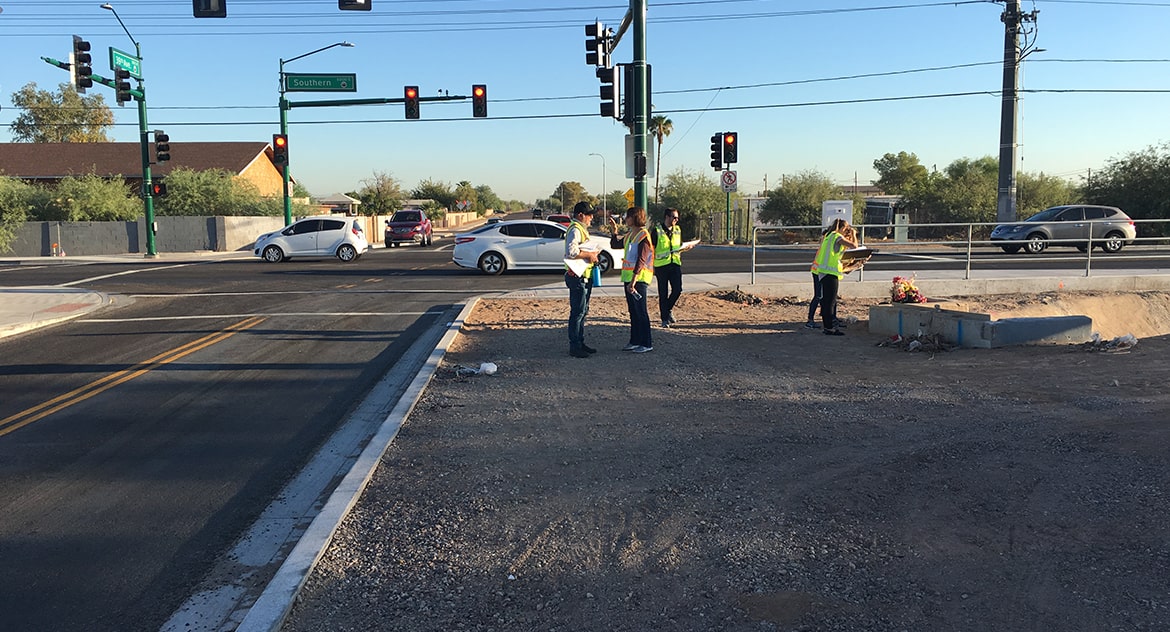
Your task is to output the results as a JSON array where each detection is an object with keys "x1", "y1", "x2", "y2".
[{"x1": 651, "y1": 115, "x2": 673, "y2": 207}]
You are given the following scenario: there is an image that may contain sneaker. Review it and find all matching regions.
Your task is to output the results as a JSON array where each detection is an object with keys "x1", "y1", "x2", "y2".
[
  {"x1": 834, "y1": 319, "x2": 847, "y2": 329},
  {"x1": 804, "y1": 322, "x2": 819, "y2": 329},
  {"x1": 582, "y1": 344, "x2": 598, "y2": 354},
  {"x1": 823, "y1": 329, "x2": 845, "y2": 336},
  {"x1": 661, "y1": 320, "x2": 671, "y2": 328},
  {"x1": 570, "y1": 348, "x2": 591, "y2": 358},
  {"x1": 622, "y1": 343, "x2": 639, "y2": 351},
  {"x1": 667, "y1": 313, "x2": 677, "y2": 324},
  {"x1": 632, "y1": 345, "x2": 654, "y2": 353}
]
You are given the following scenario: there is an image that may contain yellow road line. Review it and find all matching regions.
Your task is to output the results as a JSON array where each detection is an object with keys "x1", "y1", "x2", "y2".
[{"x1": 0, "y1": 316, "x2": 266, "y2": 437}]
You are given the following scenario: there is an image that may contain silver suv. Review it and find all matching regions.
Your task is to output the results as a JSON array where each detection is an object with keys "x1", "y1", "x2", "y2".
[{"x1": 990, "y1": 205, "x2": 1136, "y2": 254}]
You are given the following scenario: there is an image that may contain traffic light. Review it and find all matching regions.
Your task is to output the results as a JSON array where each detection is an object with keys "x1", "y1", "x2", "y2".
[
  {"x1": 114, "y1": 69, "x2": 132, "y2": 105},
  {"x1": 710, "y1": 133, "x2": 724, "y2": 171},
  {"x1": 272, "y1": 134, "x2": 289, "y2": 166},
  {"x1": 723, "y1": 132, "x2": 738, "y2": 164},
  {"x1": 404, "y1": 85, "x2": 420, "y2": 119},
  {"x1": 150, "y1": 178, "x2": 167, "y2": 197},
  {"x1": 597, "y1": 66, "x2": 619, "y2": 119},
  {"x1": 70, "y1": 36, "x2": 93, "y2": 92},
  {"x1": 472, "y1": 84, "x2": 487, "y2": 118},
  {"x1": 154, "y1": 130, "x2": 171, "y2": 163},
  {"x1": 192, "y1": 0, "x2": 227, "y2": 18},
  {"x1": 585, "y1": 21, "x2": 610, "y2": 68},
  {"x1": 339, "y1": 0, "x2": 371, "y2": 10}
]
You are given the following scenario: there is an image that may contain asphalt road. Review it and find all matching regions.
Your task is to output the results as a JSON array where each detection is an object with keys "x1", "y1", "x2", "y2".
[
  {"x1": 0, "y1": 246, "x2": 548, "y2": 632},
  {"x1": 2, "y1": 239, "x2": 1167, "y2": 631}
]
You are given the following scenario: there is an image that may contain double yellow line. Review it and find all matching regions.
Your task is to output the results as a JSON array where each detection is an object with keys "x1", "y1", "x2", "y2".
[{"x1": 0, "y1": 316, "x2": 266, "y2": 438}]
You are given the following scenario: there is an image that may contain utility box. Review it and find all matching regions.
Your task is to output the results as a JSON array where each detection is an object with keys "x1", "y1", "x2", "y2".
[
  {"x1": 894, "y1": 213, "x2": 910, "y2": 243},
  {"x1": 821, "y1": 200, "x2": 852, "y2": 228}
]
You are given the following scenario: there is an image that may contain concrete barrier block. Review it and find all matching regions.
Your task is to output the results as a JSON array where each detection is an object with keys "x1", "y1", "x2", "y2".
[
  {"x1": 869, "y1": 303, "x2": 1090, "y2": 348},
  {"x1": 983, "y1": 316, "x2": 1093, "y2": 348}
]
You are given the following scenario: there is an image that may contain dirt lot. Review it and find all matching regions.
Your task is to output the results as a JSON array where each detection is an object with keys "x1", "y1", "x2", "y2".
[{"x1": 284, "y1": 290, "x2": 1170, "y2": 632}]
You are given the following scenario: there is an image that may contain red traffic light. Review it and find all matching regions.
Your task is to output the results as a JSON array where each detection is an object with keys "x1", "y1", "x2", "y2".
[
  {"x1": 472, "y1": 84, "x2": 487, "y2": 118},
  {"x1": 272, "y1": 134, "x2": 289, "y2": 166},
  {"x1": 404, "y1": 85, "x2": 420, "y2": 119},
  {"x1": 723, "y1": 131, "x2": 738, "y2": 163}
]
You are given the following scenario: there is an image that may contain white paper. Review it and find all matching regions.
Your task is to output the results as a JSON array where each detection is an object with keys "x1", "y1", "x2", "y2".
[
  {"x1": 563, "y1": 258, "x2": 587, "y2": 277},
  {"x1": 682, "y1": 239, "x2": 700, "y2": 250}
]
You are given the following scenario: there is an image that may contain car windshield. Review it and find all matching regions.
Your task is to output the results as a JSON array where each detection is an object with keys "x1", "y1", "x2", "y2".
[
  {"x1": 1025, "y1": 207, "x2": 1068, "y2": 222},
  {"x1": 392, "y1": 211, "x2": 423, "y2": 222}
]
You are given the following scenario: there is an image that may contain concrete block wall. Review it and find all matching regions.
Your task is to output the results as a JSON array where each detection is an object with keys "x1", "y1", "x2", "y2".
[
  {"x1": 5, "y1": 216, "x2": 287, "y2": 256},
  {"x1": 869, "y1": 302, "x2": 1093, "y2": 348}
]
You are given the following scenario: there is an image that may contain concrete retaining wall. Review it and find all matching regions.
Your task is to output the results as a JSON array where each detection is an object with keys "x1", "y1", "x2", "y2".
[
  {"x1": 869, "y1": 303, "x2": 1094, "y2": 348},
  {"x1": 6, "y1": 216, "x2": 286, "y2": 256}
]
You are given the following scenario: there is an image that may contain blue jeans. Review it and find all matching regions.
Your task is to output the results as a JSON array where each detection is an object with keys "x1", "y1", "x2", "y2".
[
  {"x1": 808, "y1": 273, "x2": 823, "y2": 322},
  {"x1": 625, "y1": 281, "x2": 652, "y2": 347},
  {"x1": 566, "y1": 272, "x2": 592, "y2": 349}
]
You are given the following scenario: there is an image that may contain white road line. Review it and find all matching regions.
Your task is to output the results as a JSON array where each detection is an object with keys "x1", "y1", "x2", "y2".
[
  {"x1": 81, "y1": 311, "x2": 446, "y2": 323},
  {"x1": 127, "y1": 289, "x2": 485, "y2": 298},
  {"x1": 61, "y1": 263, "x2": 202, "y2": 286}
]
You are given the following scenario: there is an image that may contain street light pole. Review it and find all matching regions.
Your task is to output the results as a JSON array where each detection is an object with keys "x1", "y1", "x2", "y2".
[
  {"x1": 101, "y1": 2, "x2": 157, "y2": 257},
  {"x1": 588, "y1": 153, "x2": 606, "y2": 227},
  {"x1": 279, "y1": 41, "x2": 353, "y2": 226}
]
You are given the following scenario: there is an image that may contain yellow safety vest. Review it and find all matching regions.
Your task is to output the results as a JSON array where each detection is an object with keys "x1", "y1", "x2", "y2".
[
  {"x1": 810, "y1": 231, "x2": 845, "y2": 278},
  {"x1": 653, "y1": 224, "x2": 682, "y2": 267},
  {"x1": 621, "y1": 227, "x2": 653, "y2": 284},
  {"x1": 565, "y1": 219, "x2": 595, "y2": 278}
]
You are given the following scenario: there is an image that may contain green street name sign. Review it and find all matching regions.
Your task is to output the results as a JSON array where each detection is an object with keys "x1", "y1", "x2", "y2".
[
  {"x1": 284, "y1": 73, "x2": 357, "y2": 93},
  {"x1": 110, "y1": 47, "x2": 141, "y2": 79}
]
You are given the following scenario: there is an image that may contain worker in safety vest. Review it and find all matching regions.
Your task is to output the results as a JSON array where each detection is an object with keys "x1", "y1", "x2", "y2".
[
  {"x1": 564, "y1": 201, "x2": 599, "y2": 358},
  {"x1": 651, "y1": 207, "x2": 691, "y2": 328},
  {"x1": 810, "y1": 218, "x2": 858, "y2": 335},
  {"x1": 608, "y1": 207, "x2": 655, "y2": 353}
]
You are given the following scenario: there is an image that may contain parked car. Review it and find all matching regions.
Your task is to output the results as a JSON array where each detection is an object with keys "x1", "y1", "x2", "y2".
[
  {"x1": 546, "y1": 214, "x2": 572, "y2": 226},
  {"x1": 384, "y1": 210, "x2": 433, "y2": 247},
  {"x1": 990, "y1": 205, "x2": 1136, "y2": 254},
  {"x1": 451, "y1": 220, "x2": 622, "y2": 275},
  {"x1": 254, "y1": 216, "x2": 368, "y2": 262}
]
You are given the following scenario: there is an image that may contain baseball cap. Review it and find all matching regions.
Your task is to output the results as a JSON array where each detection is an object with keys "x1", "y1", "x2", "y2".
[{"x1": 573, "y1": 201, "x2": 595, "y2": 216}]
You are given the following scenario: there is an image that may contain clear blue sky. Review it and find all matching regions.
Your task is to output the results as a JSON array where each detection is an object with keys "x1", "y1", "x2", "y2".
[{"x1": 2, "y1": 0, "x2": 1168, "y2": 205}]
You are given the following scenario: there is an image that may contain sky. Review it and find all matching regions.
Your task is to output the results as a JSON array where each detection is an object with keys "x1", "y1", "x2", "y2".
[{"x1": 1, "y1": 0, "x2": 1168, "y2": 205}]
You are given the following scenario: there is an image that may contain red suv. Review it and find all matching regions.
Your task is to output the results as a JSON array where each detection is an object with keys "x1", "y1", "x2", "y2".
[{"x1": 384, "y1": 210, "x2": 433, "y2": 247}]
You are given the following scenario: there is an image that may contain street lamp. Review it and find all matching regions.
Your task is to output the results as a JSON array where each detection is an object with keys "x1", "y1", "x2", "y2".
[
  {"x1": 588, "y1": 153, "x2": 606, "y2": 227},
  {"x1": 278, "y1": 41, "x2": 354, "y2": 226},
  {"x1": 101, "y1": 3, "x2": 158, "y2": 257}
]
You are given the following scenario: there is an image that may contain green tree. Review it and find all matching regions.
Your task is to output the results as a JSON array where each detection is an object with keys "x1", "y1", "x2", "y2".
[
  {"x1": 659, "y1": 168, "x2": 724, "y2": 238},
  {"x1": 355, "y1": 171, "x2": 404, "y2": 216},
  {"x1": 759, "y1": 170, "x2": 851, "y2": 227},
  {"x1": 411, "y1": 179, "x2": 455, "y2": 210},
  {"x1": 545, "y1": 181, "x2": 589, "y2": 214},
  {"x1": 9, "y1": 82, "x2": 115, "y2": 143},
  {"x1": 152, "y1": 168, "x2": 285, "y2": 217},
  {"x1": 651, "y1": 115, "x2": 673, "y2": 206},
  {"x1": 872, "y1": 151, "x2": 928, "y2": 195},
  {"x1": 30, "y1": 173, "x2": 139, "y2": 221},
  {"x1": 0, "y1": 176, "x2": 37, "y2": 252},
  {"x1": 1016, "y1": 171, "x2": 1080, "y2": 218},
  {"x1": 1083, "y1": 141, "x2": 1170, "y2": 231},
  {"x1": 474, "y1": 184, "x2": 502, "y2": 215},
  {"x1": 454, "y1": 180, "x2": 478, "y2": 214}
]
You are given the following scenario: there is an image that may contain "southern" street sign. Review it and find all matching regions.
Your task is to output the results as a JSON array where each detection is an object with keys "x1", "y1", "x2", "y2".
[
  {"x1": 283, "y1": 73, "x2": 357, "y2": 93},
  {"x1": 110, "y1": 47, "x2": 141, "y2": 79}
]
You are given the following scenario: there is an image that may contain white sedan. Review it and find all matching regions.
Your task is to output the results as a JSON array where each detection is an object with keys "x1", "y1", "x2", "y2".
[
  {"x1": 254, "y1": 216, "x2": 369, "y2": 263},
  {"x1": 452, "y1": 220, "x2": 622, "y2": 275}
]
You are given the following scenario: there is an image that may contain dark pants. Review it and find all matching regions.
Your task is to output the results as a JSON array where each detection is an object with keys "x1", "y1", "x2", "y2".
[
  {"x1": 625, "y1": 281, "x2": 652, "y2": 347},
  {"x1": 566, "y1": 272, "x2": 592, "y2": 350},
  {"x1": 656, "y1": 262, "x2": 682, "y2": 321},
  {"x1": 820, "y1": 274, "x2": 840, "y2": 331},
  {"x1": 807, "y1": 273, "x2": 823, "y2": 323}
]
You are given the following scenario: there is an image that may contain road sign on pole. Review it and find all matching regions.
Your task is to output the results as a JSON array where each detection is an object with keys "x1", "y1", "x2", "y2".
[
  {"x1": 110, "y1": 47, "x2": 141, "y2": 79},
  {"x1": 283, "y1": 73, "x2": 357, "y2": 93},
  {"x1": 721, "y1": 170, "x2": 738, "y2": 193}
]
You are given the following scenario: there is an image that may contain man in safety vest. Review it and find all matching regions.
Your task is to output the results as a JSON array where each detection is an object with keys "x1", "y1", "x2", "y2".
[
  {"x1": 651, "y1": 207, "x2": 687, "y2": 328},
  {"x1": 810, "y1": 218, "x2": 858, "y2": 335},
  {"x1": 564, "y1": 201, "x2": 600, "y2": 358}
]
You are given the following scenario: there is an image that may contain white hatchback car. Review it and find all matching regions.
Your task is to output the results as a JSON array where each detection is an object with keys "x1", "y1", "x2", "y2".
[
  {"x1": 254, "y1": 216, "x2": 369, "y2": 263},
  {"x1": 452, "y1": 220, "x2": 622, "y2": 275}
]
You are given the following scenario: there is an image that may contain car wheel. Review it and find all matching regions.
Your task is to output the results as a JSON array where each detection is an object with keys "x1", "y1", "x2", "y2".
[
  {"x1": 478, "y1": 251, "x2": 506, "y2": 275},
  {"x1": 262, "y1": 245, "x2": 285, "y2": 263},
  {"x1": 337, "y1": 244, "x2": 358, "y2": 262},
  {"x1": 597, "y1": 251, "x2": 614, "y2": 274},
  {"x1": 1076, "y1": 244, "x2": 1089, "y2": 253},
  {"x1": 999, "y1": 245, "x2": 1021, "y2": 254},
  {"x1": 1100, "y1": 231, "x2": 1126, "y2": 253},
  {"x1": 1023, "y1": 233, "x2": 1047, "y2": 254}
]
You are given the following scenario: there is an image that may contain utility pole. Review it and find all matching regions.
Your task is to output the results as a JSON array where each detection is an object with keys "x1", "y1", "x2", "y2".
[
  {"x1": 996, "y1": 0, "x2": 1039, "y2": 223},
  {"x1": 631, "y1": 0, "x2": 649, "y2": 211}
]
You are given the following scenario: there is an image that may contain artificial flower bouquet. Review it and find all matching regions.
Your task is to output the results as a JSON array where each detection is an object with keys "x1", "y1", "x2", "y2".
[{"x1": 891, "y1": 275, "x2": 927, "y2": 303}]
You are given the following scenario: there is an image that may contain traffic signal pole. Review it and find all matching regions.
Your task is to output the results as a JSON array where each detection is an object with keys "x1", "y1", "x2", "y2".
[{"x1": 631, "y1": 0, "x2": 649, "y2": 211}]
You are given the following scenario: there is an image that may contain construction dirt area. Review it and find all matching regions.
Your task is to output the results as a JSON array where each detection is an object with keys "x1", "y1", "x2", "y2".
[{"x1": 283, "y1": 289, "x2": 1170, "y2": 632}]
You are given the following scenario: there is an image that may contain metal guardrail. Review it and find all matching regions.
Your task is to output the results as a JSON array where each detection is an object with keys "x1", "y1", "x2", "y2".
[{"x1": 749, "y1": 219, "x2": 1170, "y2": 284}]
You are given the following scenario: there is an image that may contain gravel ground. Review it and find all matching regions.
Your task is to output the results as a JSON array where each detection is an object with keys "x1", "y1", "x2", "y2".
[{"x1": 282, "y1": 291, "x2": 1170, "y2": 632}]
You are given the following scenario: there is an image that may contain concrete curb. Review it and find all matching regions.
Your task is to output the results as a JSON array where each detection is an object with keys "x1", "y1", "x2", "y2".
[{"x1": 0, "y1": 287, "x2": 112, "y2": 340}]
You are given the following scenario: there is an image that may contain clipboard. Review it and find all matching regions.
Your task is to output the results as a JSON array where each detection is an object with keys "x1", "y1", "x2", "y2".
[{"x1": 842, "y1": 247, "x2": 876, "y2": 262}]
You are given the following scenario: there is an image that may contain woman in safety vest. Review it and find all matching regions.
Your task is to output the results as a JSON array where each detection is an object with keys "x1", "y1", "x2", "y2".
[
  {"x1": 609, "y1": 207, "x2": 655, "y2": 353},
  {"x1": 810, "y1": 218, "x2": 858, "y2": 336}
]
